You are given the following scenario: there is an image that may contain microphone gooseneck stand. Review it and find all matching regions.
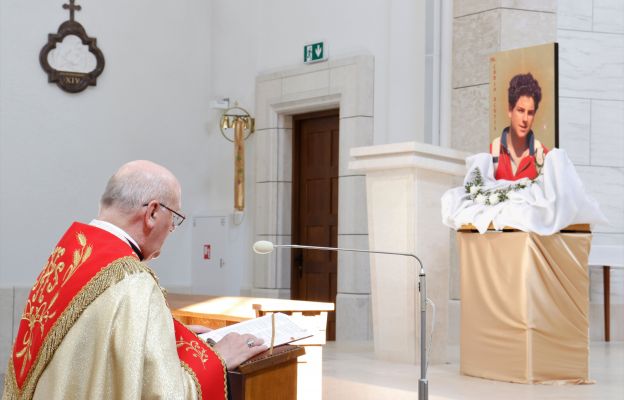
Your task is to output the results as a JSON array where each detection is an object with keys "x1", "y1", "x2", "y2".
[{"x1": 253, "y1": 241, "x2": 429, "y2": 400}]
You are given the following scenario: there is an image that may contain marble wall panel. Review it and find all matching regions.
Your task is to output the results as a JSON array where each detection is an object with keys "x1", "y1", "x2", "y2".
[
  {"x1": 500, "y1": 9, "x2": 557, "y2": 50},
  {"x1": 454, "y1": 0, "x2": 499, "y2": 18},
  {"x1": 254, "y1": 180, "x2": 290, "y2": 238},
  {"x1": 252, "y1": 247, "x2": 272, "y2": 289},
  {"x1": 340, "y1": 116, "x2": 374, "y2": 177},
  {"x1": 501, "y1": 0, "x2": 556, "y2": 13},
  {"x1": 454, "y1": 0, "x2": 556, "y2": 18},
  {"x1": 559, "y1": 97, "x2": 591, "y2": 165},
  {"x1": 449, "y1": 231, "x2": 461, "y2": 301},
  {"x1": 254, "y1": 181, "x2": 277, "y2": 236},
  {"x1": 0, "y1": 288, "x2": 13, "y2": 375},
  {"x1": 329, "y1": 60, "x2": 375, "y2": 118},
  {"x1": 335, "y1": 293, "x2": 372, "y2": 341},
  {"x1": 449, "y1": 175, "x2": 464, "y2": 302},
  {"x1": 451, "y1": 84, "x2": 490, "y2": 154},
  {"x1": 594, "y1": 0, "x2": 624, "y2": 34},
  {"x1": 557, "y1": 0, "x2": 592, "y2": 31},
  {"x1": 336, "y1": 234, "x2": 370, "y2": 294},
  {"x1": 591, "y1": 232, "x2": 624, "y2": 246},
  {"x1": 448, "y1": 299, "x2": 461, "y2": 346},
  {"x1": 248, "y1": 287, "x2": 291, "y2": 300},
  {"x1": 252, "y1": 233, "x2": 281, "y2": 289},
  {"x1": 591, "y1": 100, "x2": 624, "y2": 167},
  {"x1": 255, "y1": 78, "x2": 282, "y2": 130},
  {"x1": 576, "y1": 166, "x2": 624, "y2": 234},
  {"x1": 277, "y1": 181, "x2": 292, "y2": 237},
  {"x1": 453, "y1": 9, "x2": 500, "y2": 88},
  {"x1": 277, "y1": 128, "x2": 293, "y2": 182},
  {"x1": 558, "y1": 29, "x2": 624, "y2": 101},
  {"x1": 337, "y1": 175, "x2": 368, "y2": 235},
  {"x1": 254, "y1": 129, "x2": 279, "y2": 183},
  {"x1": 274, "y1": 235, "x2": 292, "y2": 289},
  {"x1": 282, "y1": 70, "x2": 329, "y2": 98},
  {"x1": 252, "y1": 127, "x2": 291, "y2": 183}
]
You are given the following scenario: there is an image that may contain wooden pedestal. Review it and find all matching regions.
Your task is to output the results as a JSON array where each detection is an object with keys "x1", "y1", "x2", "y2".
[{"x1": 228, "y1": 345, "x2": 305, "y2": 400}]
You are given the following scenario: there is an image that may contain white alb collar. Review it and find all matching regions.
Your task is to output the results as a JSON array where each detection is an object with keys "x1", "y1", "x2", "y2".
[{"x1": 89, "y1": 219, "x2": 141, "y2": 251}]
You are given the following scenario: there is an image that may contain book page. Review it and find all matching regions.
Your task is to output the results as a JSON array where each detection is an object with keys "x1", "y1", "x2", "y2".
[{"x1": 198, "y1": 312, "x2": 312, "y2": 346}]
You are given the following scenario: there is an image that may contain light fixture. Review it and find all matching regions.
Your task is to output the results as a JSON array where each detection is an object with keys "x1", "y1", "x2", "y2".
[{"x1": 219, "y1": 103, "x2": 255, "y2": 217}]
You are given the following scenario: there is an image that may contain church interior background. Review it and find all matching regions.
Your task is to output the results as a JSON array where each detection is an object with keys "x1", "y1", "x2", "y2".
[{"x1": 1, "y1": 0, "x2": 622, "y2": 398}]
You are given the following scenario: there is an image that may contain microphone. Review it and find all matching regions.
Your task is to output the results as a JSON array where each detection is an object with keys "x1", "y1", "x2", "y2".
[
  {"x1": 252, "y1": 240, "x2": 274, "y2": 254},
  {"x1": 252, "y1": 240, "x2": 430, "y2": 400}
]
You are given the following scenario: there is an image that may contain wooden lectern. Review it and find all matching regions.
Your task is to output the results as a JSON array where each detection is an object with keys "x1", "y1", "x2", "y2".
[
  {"x1": 229, "y1": 345, "x2": 305, "y2": 400},
  {"x1": 168, "y1": 294, "x2": 334, "y2": 400}
]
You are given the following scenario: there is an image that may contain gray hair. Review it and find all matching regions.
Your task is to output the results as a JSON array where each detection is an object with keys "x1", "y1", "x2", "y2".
[{"x1": 100, "y1": 167, "x2": 177, "y2": 212}]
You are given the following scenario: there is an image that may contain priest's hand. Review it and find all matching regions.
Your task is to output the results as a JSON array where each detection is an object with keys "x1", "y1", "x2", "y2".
[
  {"x1": 214, "y1": 332, "x2": 267, "y2": 370},
  {"x1": 186, "y1": 324, "x2": 211, "y2": 334}
]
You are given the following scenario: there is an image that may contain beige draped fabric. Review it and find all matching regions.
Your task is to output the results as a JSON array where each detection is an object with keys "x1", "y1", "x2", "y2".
[
  {"x1": 457, "y1": 231, "x2": 592, "y2": 384},
  {"x1": 4, "y1": 272, "x2": 199, "y2": 400}
]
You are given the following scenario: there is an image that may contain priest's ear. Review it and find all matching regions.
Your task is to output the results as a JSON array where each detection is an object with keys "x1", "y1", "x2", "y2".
[{"x1": 142, "y1": 201, "x2": 159, "y2": 229}]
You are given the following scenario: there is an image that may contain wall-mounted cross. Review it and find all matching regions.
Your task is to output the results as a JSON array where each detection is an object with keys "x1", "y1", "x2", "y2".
[{"x1": 63, "y1": 0, "x2": 81, "y2": 21}]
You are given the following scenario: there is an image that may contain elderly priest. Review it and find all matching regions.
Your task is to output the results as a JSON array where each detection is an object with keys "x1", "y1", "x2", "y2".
[{"x1": 3, "y1": 160, "x2": 266, "y2": 400}]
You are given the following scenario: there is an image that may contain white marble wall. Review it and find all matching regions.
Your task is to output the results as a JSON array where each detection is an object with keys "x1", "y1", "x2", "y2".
[
  {"x1": 558, "y1": 0, "x2": 624, "y2": 239},
  {"x1": 449, "y1": 0, "x2": 624, "y2": 342},
  {"x1": 557, "y1": 0, "x2": 624, "y2": 336}
]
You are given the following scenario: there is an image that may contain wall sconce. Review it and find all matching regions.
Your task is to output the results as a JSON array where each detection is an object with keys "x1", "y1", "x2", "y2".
[{"x1": 219, "y1": 103, "x2": 255, "y2": 220}]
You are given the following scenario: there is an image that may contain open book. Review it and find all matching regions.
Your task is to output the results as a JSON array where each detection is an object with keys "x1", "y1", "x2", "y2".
[{"x1": 199, "y1": 312, "x2": 312, "y2": 347}]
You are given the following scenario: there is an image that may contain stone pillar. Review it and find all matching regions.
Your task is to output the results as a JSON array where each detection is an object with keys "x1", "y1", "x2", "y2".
[{"x1": 349, "y1": 142, "x2": 468, "y2": 364}]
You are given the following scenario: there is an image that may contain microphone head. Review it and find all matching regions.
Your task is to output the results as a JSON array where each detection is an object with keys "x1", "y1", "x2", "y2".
[{"x1": 253, "y1": 240, "x2": 274, "y2": 254}]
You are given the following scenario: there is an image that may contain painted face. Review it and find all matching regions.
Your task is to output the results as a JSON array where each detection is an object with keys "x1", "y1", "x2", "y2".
[{"x1": 508, "y1": 95, "x2": 536, "y2": 139}]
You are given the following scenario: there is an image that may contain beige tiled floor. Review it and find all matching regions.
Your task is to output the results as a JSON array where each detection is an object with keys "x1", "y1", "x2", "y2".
[{"x1": 322, "y1": 341, "x2": 624, "y2": 399}]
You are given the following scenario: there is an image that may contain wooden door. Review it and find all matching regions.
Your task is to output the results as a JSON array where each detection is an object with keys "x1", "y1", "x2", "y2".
[{"x1": 292, "y1": 110, "x2": 339, "y2": 340}]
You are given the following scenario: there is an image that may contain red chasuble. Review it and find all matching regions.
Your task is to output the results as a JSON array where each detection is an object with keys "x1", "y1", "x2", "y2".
[
  {"x1": 7, "y1": 222, "x2": 226, "y2": 400},
  {"x1": 174, "y1": 320, "x2": 228, "y2": 400}
]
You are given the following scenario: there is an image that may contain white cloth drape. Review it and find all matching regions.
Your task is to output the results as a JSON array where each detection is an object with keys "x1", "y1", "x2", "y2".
[{"x1": 441, "y1": 149, "x2": 608, "y2": 234}]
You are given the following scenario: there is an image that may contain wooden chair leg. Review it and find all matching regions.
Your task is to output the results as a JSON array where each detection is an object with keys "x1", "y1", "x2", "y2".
[{"x1": 603, "y1": 266, "x2": 611, "y2": 342}]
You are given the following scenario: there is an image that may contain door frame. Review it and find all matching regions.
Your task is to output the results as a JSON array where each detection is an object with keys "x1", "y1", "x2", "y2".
[{"x1": 253, "y1": 55, "x2": 374, "y2": 340}]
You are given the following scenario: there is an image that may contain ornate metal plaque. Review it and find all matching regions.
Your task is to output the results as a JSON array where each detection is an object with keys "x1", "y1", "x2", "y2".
[{"x1": 40, "y1": 1, "x2": 105, "y2": 93}]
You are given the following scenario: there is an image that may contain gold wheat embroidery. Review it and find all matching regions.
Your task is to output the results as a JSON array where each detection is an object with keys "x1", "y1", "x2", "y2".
[
  {"x1": 15, "y1": 233, "x2": 93, "y2": 379},
  {"x1": 176, "y1": 337, "x2": 209, "y2": 368},
  {"x1": 62, "y1": 232, "x2": 92, "y2": 286}
]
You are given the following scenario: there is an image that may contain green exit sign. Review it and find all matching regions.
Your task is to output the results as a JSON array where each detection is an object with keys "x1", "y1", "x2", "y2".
[{"x1": 303, "y1": 41, "x2": 327, "y2": 64}]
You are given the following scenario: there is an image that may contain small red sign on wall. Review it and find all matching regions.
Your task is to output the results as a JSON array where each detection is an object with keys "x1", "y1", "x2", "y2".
[{"x1": 203, "y1": 244, "x2": 211, "y2": 260}]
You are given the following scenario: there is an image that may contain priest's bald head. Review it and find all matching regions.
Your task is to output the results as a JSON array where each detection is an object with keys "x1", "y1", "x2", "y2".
[{"x1": 98, "y1": 160, "x2": 185, "y2": 260}]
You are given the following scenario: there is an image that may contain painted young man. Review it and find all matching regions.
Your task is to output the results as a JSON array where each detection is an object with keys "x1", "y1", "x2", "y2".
[{"x1": 490, "y1": 73, "x2": 548, "y2": 180}]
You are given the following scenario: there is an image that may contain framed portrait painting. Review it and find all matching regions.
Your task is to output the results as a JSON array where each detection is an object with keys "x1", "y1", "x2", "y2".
[{"x1": 489, "y1": 43, "x2": 558, "y2": 150}]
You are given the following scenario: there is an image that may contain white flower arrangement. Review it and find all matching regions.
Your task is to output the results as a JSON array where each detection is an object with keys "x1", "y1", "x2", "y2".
[
  {"x1": 475, "y1": 194, "x2": 487, "y2": 205},
  {"x1": 464, "y1": 168, "x2": 535, "y2": 206}
]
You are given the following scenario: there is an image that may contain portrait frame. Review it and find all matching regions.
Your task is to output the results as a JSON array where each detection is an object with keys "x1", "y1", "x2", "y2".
[{"x1": 489, "y1": 43, "x2": 559, "y2": 149}]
